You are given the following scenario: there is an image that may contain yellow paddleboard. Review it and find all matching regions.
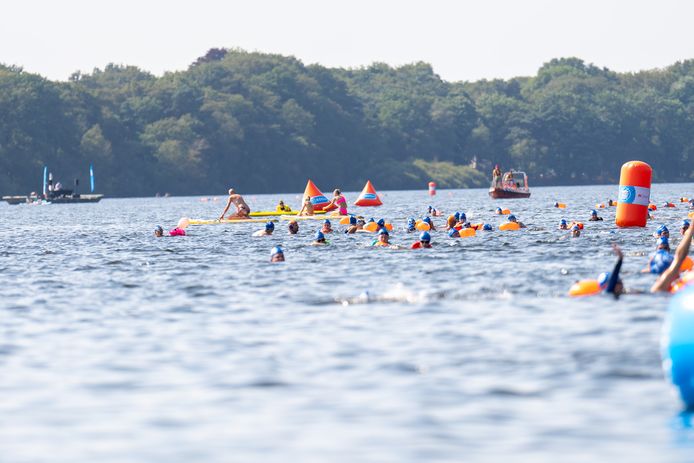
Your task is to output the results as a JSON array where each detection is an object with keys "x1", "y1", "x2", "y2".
[
  {"x1": 281, "y1": 215, "x2": 348, "y2": 221},
  {"x1": 189, "y1": 218, "x2": 279, "y2": 225},
  {"x1": 249, "y1": 210, "x2": 327, "y2": 217}
]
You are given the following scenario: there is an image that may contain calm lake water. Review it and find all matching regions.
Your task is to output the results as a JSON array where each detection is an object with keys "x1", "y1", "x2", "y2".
[{"x1": 1, "y1": 184, "x2": 694, "y2": 463}]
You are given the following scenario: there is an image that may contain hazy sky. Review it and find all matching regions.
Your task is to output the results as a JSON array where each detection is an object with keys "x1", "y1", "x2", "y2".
[{"x1": 2, "y1": 0, "x2": 693, "y2": 82}]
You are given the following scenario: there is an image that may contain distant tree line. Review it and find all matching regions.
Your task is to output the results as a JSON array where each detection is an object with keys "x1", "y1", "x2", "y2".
[{"x1": 1, "y1": 49, "x2": 693, "y2": 196}]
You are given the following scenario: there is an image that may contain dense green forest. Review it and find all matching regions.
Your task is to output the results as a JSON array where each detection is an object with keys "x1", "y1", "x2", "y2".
[{"x1": 1, "y1": 49, "x2": 693, "y2": 196}]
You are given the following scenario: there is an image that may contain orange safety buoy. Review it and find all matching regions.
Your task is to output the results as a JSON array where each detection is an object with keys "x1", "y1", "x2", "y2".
[
  {"x1": 568, "y1": 280, "x2": 602, "y2": 297},
  {"x1": 354, "y1": 180, "x2": 383, "y2": 207},
  {"x1": 428, "y1": 181, "x2": 437, "y2": 196},
  {"x1": 616, "y1": 161, "x2": 652, "y2": 227},
  {"x1": 303, "y1": 180, "x2": 331, "y2": 211}
]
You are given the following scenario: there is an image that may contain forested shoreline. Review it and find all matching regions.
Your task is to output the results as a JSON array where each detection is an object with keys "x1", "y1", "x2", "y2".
[{"x1": 1, "y1": 49, "x2": 693, "y2": 197}]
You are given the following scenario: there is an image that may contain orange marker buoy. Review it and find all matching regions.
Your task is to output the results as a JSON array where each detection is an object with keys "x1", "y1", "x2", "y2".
[
  {"x1": 354, "y1": 180, "x2": 383, "y2": 207},
  {"x1": 616, "y1": 161, "x2": 652, "y2": 228},
  {"x1": 303, "y1": 180, "x2": 331, "y2": 211},
  {"x1": 428, "y1": 181, "x2": 437, "y2": 196},
  {"x1": 568, "y1": 280, "x2": 602, "y2": 297}
]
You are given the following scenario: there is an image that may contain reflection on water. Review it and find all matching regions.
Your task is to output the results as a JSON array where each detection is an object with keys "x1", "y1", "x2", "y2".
[{"x1": 0, "y1": 183, "x2": 693, "y2": 462}]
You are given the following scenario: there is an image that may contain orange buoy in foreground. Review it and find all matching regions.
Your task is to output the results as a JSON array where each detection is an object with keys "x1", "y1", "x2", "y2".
[
  {"x1": 616, "y1": 161, "x2": 652, "y2": 228},
  {"x1": 354, "y1": 180, "x2": 383, "y2": 207},
  {"x1": 428, "y1": 181, "x2": 437, "y2": 196}
]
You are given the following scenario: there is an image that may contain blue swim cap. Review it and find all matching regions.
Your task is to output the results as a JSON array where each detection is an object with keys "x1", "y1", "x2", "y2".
[
  {"x1": 377, "y1": 218, "x2": 385, "y2": 226},
  {"x1": 378, "y1": 228, "x2": 389, "y2": 236},
  {"x1": 454, "y1": 212, "x2": 460, "y2": 220},
  {"x1": 271, "y1": 246, "x2": 283, "y2": 256},
  {"x1": 154, "y1": 225, "x2": 163, "y2": 234},
  {"x1": 560, "y1": 219, "x2": 567, "y2": 225},
  {"x1": 651, "y1": 251, "x2": 674, "y2": 274},
  {"x1": 554, "y1": 202, "x2": 559, "y2": 207},
  {"x1": 420, "y1": 231, "x2": 431, "y2": 242},
  {"x1": 657, "y1": 224, "x2": 669, "y2": 234},
  {"x1": 407, "y1": 217, "x2": 415, "y2": 224},
  {"x1": 423, "y1": 216, "x2": 432, "y2": 224},
  {"x1": 483, "y1": 224, "x2": 493, "y2": 231},
  {"x1": 598, "y1": 272, "x2": 610, "y2": 288},
  {"x1": 571, "y1": 225, "x2": 579, "y2": 231},
  {"x1": 591, "y1": 209, "x2": 597, "y2": 215},
  {"x1": 460, "y1": 213, "x2": 467, "y2": 221},
  {"x1": 266, "y1": 221, "x2": 275, "y2": 230},
  {"x1": 496, "y1": 207, "x2": 502, "y2": 212},
  {"x1": 683, "y1": 219, "x2": 691, "y2": 227},
  {"x1": 349, "y1": 216, "x2": 357, "y2": 225},
  {"x1": 315, "y1": 230, "x2": 325, "y2": 240},
  {"x1": 324, "y1": 219, "x2": 331, "y2": 225},
  {"x1": 368, "y1": 218, "x2": 375, "y2": 223},
  {"x1": 508, "y1": 215, "x2": 517, "y2": 222},
  {"x1": 448, "y1": 228, "x2": 459, "y2": 237},
  {"x1": 657, "y1": 237, "x2": 670, "y2": 247}
]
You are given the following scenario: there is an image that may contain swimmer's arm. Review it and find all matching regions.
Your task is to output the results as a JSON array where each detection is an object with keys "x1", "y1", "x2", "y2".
[
  {"x1": 651, "y1": 225, "x2": 694, "y2": 292},
  {"x1": 606, "y1": 245, "x2": 623, "y2": 294},
  {"x1": 219, "y1": 197, "x2": 232, "y2": 220}
]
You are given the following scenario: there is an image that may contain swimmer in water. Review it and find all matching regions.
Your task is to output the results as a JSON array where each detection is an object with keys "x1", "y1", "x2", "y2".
[
  {"x1": 219, "y1": 188, "x2": 251, "y2": 220},
  {"x1": 446, "y1": 213, "x2": 458, "y2": 230},
  {"x1": 270, "y1": 246, "x2": 285, "y2": 262},
  {"x1": 321, "y1": 219, "x2": 333, "y2": 234},
  {"x1": 288, "y1": 220, "x2": 299, "y2": 235},
  {"x1": 682, "y1": 219, "x2": 691, "y2": 236},
  {"x1": 483, "y1": 224, "x2": 493, "y2": 231},
  {"x1": 508, "y1": 215, "x2": 526, "y2": 228},
  {"x1": 253, "y1": 221, "x2": 275, "y2": 237},
  {"x1": 607, "y1": 199, "x2": 616, "y2": 206},
  {"x1": 651, "y1": 223, "x2": 694, "y2": 293},
  {"x1": 298, "y1": 197, "x2": 314, "y2": 216},
  {"x1": 570, "y1": 225, "x2": 581, "y2": 237},
  {"x1": 642, "y1": 237, "x2": 672, "y2": 273},
  {"x1": 496, "y1": 207, "x2": 503, "y2": 215},
  {"x1": 601, "y1": 244, "x2": 625, "y2": 298},
  {"x1": 373, "y1": 228, "x2": 391, "y2": 246},
  {"x1": 405, "y1": 217, "x2": 417, "y2": 233},
  {"x1": 344, "y1": 216, "x2": 360, "y2": 234},
  {"x1": 312, "y1": 230, "x2": 328, "y2": 246},
  {"x1": 154, "y1": 225, "x2": 164, "y2": 237},
  {"x1": 276, "y1": 200, "x2": 291, "y2": 212},
  {"x1": 559, "y1": 219, "x2": 568, "y2": 230},
  {"x1": 376, "y1": 218, "x2": 387, "y2": 232},
  {"x1": 448, "y1": 228, "x2": 460, "y2": 238},
  {"x1": 654, "y1": 225, "x2": 669, "y2": 239},
  {"x1": 589, "y1": 210, "x2": 603, "y2": 221},
  {"x1": 422, "y1": 216, "x2": 436, "y2": 231},
  {"x1": 411, "y1": 231, "x2": 432, "y2": 249},
  {"x1": 326, "y1": 189, "x2": 348, "y2": 216}
]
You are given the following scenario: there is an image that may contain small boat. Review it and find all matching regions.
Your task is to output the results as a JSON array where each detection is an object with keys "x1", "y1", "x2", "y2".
[
  {"x1": 488, "y1": 171, "x2": 531, "y2": 199},
  {"x1": 2, "y1": 165, "x2": 103, "y2": 205}
]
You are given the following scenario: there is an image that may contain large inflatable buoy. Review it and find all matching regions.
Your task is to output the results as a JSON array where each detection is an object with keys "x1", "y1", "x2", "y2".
[
  {"x1": 661, "y1": 286, "x2": 694, "y2": 408},
  {"x1": 354, "y1": 180, "x2": 383, "y2": 207},
  {"x1": 616, "y1": 161, "x2": 652, "y2": 227},
  {"x1": 303, "y1": 180, "x2": 331, "y2": 211},
  {"x1": 428, "y1": 181, "x2": 437, "y2": 196}
]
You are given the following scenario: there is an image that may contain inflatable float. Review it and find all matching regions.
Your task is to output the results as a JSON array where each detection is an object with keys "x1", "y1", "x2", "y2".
[
  {"x1": 189, "y1": 218, "x2": 280, "y2": 225},
  {"x1": 661, "y1": 286, "x2": 694, "y2": 409},
  {"x1": 354, "y1": 180, "x2": 383, "y2": 207},
  {"x1": 303, "y1": 180, "x2": 331, "y2": 211},
  {"x1": 249, "y1": 210, "x2": 327, "y2": 217}
]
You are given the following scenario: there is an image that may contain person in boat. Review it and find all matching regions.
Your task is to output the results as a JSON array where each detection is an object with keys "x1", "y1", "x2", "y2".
[
  {"x1": 219, "y1": 188, "x2": 251, "y2": 220},
  {"x1": 651, "y1": 224, "x2": 694, "y2": 293},
  {"x1": 492, "y1": 164, "x2": 502, "y2": 186},
  {"x1": 270, "y1": 246, "x2": 285, "y2": 262},
  {"x1": 502, "y1": 171, "x2": 514, "y2": 185},
  {"x1": 253, "y1": 221, "x2": 275, "y2": 237},
  {"x1": 682, "y1": 219, "x2": 691, "y2": 236},
  {"x1": 589, "y1": 210, "x2": 603, "y2": 221},
  {"x1": 507, "y1": 214, "x2": 526, "y2": 228},
  {"x1": 276, "y1": 200, "x2": 292, "y2": 212},
  {"x1": 298, "y1": 197, "x2": 315, "y2": 216},
  {"x1": 559, "y1": 219, "x2": 569, "y2": 230},
  {"x1": 321, "y1": 219, "x2": 333, "y2": 234},
  {"x1": 326, "y1": 189, "x2": 348, "y2": 216},
  {"x1": 411, "y1": 231, "x2": 432, "y2": 249},
  {"x1": 312, "y1": 230, "x2": 328, "y2": 246},
  {"x1": 288, "y1": 220, "x2": 299, "y2": 235},
  {"x1": 405, "y1": 218, "x2": 417, "y2": 233}
]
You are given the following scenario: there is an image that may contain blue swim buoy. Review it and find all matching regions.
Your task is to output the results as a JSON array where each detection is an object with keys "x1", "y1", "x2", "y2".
[{"x1": 662, "y1": 286, "x2": 694, "y2": 409}]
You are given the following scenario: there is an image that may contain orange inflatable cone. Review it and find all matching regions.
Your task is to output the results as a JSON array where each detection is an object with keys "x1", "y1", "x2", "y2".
[
  {"x1": 354, "y1": 180, "x2": 383, "y2": 207},
  {"x1": 302, "y1": 180, "x2": 330, "y2": 211}
]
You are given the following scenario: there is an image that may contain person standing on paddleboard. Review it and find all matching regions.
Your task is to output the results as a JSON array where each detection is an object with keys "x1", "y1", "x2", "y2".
[{"x1": 219, "y1": 188, "x2": 251, "y2": 220}]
